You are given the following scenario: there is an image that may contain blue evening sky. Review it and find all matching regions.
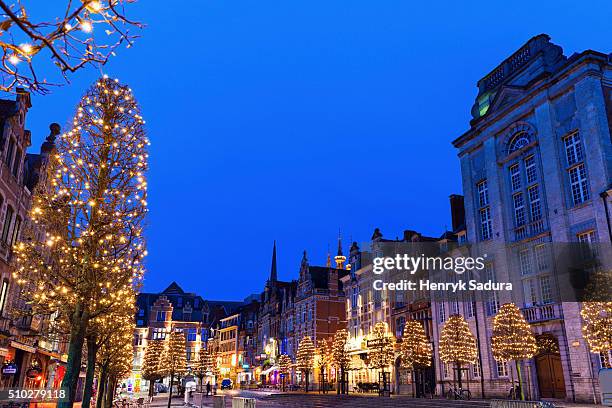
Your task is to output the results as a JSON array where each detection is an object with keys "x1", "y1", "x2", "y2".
[{"x1": 22, "y1": 1, "x2": 611, "y2": 300}]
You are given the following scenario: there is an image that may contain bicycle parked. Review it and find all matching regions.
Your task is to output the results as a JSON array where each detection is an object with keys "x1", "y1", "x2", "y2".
[{"x1": 444, "y1": 383, "x2": 471, "y2": 400}]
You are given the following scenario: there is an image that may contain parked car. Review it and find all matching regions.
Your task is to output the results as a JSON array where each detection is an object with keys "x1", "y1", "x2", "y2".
[
  {"x1": 155, "y1": 383, "x2": 168, "y2": 393},
  {"x1": 221, "y1": 378, "x2": 233, "y2": 390}
]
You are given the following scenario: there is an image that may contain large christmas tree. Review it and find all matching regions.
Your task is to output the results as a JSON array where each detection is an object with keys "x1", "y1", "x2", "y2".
[
  {"x1": 331, "y1": 329, "x2": 351, "y2": 394},
  {"x1": 400, "y1": 319, "x2": 431, "y2": 369},
  {"x1": 296, "y1": 336, "x2": 315, "y2": 392},
  {"x1": 12, "y1": 76, "x2": 149, "y2": 408},
  {"x1": 581, "y1": 302, "x2": 612, "y2": 368},
  {"x1": 141, "y1": 340, "x2": 166, "y2": 397},
  {"x1": 492, "y1": 303, "x2": 537, "y2": 400},
  {"x1": 161, "y1": 330, "x2": 188, "y2": 408},
  {"x1": 439, "y1": 314, "x2": 477, "y2": 390},
  {"x1": 278, "y1": 354, "x2": 293, "y2": 391}
]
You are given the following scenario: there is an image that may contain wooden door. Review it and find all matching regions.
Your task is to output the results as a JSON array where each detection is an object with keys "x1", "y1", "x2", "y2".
[{"x1": 536, "y1": 353, "x2": 566, "y2": 399}]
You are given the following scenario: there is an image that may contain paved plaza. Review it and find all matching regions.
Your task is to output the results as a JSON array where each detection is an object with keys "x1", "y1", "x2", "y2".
[{"x1": 145, "y1": 391, "x2": 606, "y2": 408}]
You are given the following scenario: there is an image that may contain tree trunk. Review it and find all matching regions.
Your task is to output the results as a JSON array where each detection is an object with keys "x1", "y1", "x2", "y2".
[
  {"x1": 167, "y1": 373, "x2": 174, "y2": 408},
  {"x1": 305, "y1": 370, "x2": 309, "y2": 393},
  {"x1": 148, "y1": 378, "x2": 155, "y2": 398},
  {"x1": 59, "y1": 307, "x2": 89, "y2": 408},
  {"x1": 95, "y1": 365, "x2": 108, "y2": 408},
  {"x1": 456, "y1": 362, "x2": 462, "y2": 390},
  {"x1": 82, "y1": 334, "x2": 98, "y2": 408},
  {"x1": 516, "y1": 360, "x2": 525, "y2": 401},
  {"x1": 103, "y1": 377, "x2": 116, "y2": 408}
]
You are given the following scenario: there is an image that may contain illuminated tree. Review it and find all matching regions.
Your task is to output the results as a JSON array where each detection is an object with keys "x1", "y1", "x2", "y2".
[
  {"x1": 368, "y1": 322, "x2": 395, "y2": 370},
  {"x1": 277, "y1": 354, "x2": 292, "y2": 391},
  {"x1": 141, "y1": 339, "x2": 166, "y2": 397},
  {"x1": 400, "y1": 319, "x2": 431, "y2": 397},
  {"x1": 492, "y1": 303, "x2": 537, "y2": 400},
  {"x1": 12, "y1": 76, "x2": 149, "y2": 408},
  {"x1": 94, "y1": 311, "x2": 135, "y2": 408},
  {"x1": 315, "y1": 338, "x2": 332, "y2": 383},
  {"x1": 331, "y1": 329, "x2": 351, "y2": 394},
  {"x1": 0, "y1": 0, "x2": 142, "y2": 94},
  {"x1": 160, "y1": 330, "x2": 188, "y2": 408},
  {"x1": 83, "y1": 292, "x2": 136, "y2": 408},
  {"x1": 581, "y1": 302, "x2": 612, "y2": 368},
  {"x1": 400, "y1": 319, "x2": 431, "y2": 369},
  {"x1": 439, "y1": 314, "x2": 477, "y2": 390},
  {"x1": 296, "y1": 336, "x2": 315, "y2": 392}
]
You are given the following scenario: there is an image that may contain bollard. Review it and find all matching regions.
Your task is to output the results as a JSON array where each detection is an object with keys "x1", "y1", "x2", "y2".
[
  {"x1": 213, "y1": 395, "x2": 226, "y2": 408},
  {"x1": 231, "y1": 397, "x2": 256, "y2": 408}
]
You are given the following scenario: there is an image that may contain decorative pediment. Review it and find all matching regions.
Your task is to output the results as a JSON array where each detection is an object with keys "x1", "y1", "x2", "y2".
[{"x1": 488, "y1": 86, "x2": 527, "y2": 115}]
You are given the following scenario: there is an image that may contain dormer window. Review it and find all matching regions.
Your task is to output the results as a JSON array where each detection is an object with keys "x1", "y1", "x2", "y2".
[{"x1": 508, "y1": 131, "x2": 530, "y2": 153}]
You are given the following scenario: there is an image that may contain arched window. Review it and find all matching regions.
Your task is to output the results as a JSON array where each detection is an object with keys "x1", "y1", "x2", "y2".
[{"x1": 508, "y1": 131, "x2": 530, "y2": 153}]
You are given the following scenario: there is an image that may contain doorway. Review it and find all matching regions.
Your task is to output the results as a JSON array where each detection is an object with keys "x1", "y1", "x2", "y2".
[{"x1": 535, "y1": 334, "x2": 566, "y2": 399}]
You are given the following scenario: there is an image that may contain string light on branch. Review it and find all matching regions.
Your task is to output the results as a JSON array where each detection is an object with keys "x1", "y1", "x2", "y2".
[
  {"x1": 439, "y1": 314, "x2": 477, "y2": 365},
  {"x1": 491, "y1": 303, "x2": 537, "y2": 362},
  {"x1": 400, "y1": 319, "x2": 432, "y2": 369},
  {"x1": 581, "y1": 302, "x2": 612, "y2": 368}
]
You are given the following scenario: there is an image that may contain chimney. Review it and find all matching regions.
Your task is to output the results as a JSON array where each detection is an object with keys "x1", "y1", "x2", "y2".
[{"x1": 449, "y1": 194, "x2": 465, "y2": 232}]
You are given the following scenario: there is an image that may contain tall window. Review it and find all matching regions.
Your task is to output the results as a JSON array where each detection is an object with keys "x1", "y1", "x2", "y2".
[
  {"x1": 11, "y1": 148, "x2": 21, "y2": 178},
  {"x1": 523, "y1": 278, "x2": 538, "y2": 307},
  {"x1": 564, "y1": 133, "x2": 583, "y2": 165},
  {"x1": 0, "y1": 279, "x2": 8, "y2": 316},
  {"x1": 525, "y1": 155, "x2": 537, "y2": 184},
  {"x1": 540, "y1": 276, "x2": 553, "y2": 304},
  {"x1": 519, "y1": 250, "x2": 532, "y2": 275},
  {"x1": 395, "y1": 316, "x2": 405, "y2": 338},
  {"x1": 438, "y1": 302, "x2": 446, "y2": 323},
  {"x1": 477, "y1": 180, "x2": 492, "y2": 240},
  {"x1": 495, "y1": 360, "x2": 509, "y2": 377},
  {"x1": 472, "y1": 360, "x2": 481, "y2": 378},
  {"x1": 510, "y1": 164, "x2": 521, "y2": 191},
  {"x1": 535, "y1": 244, "x2": 549, "y2": 271},
  {"x1": 513, "y1": 193, "x2": 526, "y2": 226},
  {"x1": 10, "y1": 216, "x2": 21, "y2": 245},
  {"x1": 186, "y1": 328, "x2": 197, "y2": 342},
  {"x1": 156, "y1": 311, "x2": 166, "y2": 322},
  {"x1": 5, "y1": 138, "x2": 15, "y2": 169},
  {"x1": 1, "y1": 206, "x2": 13, "y2": 243},
  {"x1": 564, "y1": 133, "x2": 590, "y2": 205},
  {"x1": 477, "y1": 180, "x2": 489, "y2": 207},
  {"x1": 528, "y1": 186, "x2": 542, "y2": 221},
  {"x1": 480, "y1": 207, "x2": 492, "y2": 240},
  {"x1": 577, "y1": 230, "x2": 598, "y2": 259},
  {"x1": 485, "y1": 264, "x2": 499, "y2": 316}
]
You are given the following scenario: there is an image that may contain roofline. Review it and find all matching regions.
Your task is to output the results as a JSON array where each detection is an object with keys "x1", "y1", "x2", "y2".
[{"x1": 452, "y1": 49, "x2": 610, "y2": 149}]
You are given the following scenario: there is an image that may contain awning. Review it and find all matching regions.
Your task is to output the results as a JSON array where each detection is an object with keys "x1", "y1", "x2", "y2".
[{"x1": 261, "y1": 365, "x2": 278, "y2": 376}]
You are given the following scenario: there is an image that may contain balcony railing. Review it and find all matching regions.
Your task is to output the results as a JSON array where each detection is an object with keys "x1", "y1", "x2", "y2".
[
  {"x1": 522, "y1": 303, "x2": 561, "y2": 323},
  {"x1": 514, "y1": 220, "x2": 546, "y2": 242}
]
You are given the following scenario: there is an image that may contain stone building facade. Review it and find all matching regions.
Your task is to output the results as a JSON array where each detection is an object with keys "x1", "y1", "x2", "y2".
[
  {"x1": 450, "y1": 34, "x2": 611, "y2": 403},
  {"x1": 0, "y1": 90, "x2": 66, "y2": 391}
]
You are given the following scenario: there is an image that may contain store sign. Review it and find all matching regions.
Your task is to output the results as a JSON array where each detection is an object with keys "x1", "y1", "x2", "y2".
[
  {"x1": 366, "y1": 339, "x2": 385, "y2": 348},
  {"x1": 2, "y1": 362, "x2": 17, "y2": 375}
]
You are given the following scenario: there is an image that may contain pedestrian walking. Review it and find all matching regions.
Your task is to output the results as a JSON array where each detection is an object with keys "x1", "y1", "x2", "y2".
[{"x1": 206, "y1": 381, "x2": 211, "y2": 397}]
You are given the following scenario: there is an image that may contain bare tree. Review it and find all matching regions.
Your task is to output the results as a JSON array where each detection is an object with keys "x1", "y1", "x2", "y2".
[{"x1": 0, "y1": 0, "x2": 142, "y2": 94}]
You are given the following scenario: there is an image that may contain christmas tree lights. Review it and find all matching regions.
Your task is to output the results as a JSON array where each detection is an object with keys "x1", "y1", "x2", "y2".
[
  {"x1": 400, "y1": 319, "x2": 432, "y2": 369},
  {"x1": 296, "y1": 336, "x2": 315, "y2": 392},
  {"x1": 492, "y1": 303, "x2": 537, "y2": 400},
  {"x1": 581, "y1": 302, "x2": 612, "y2": 368},
  {"x1": 12, "y1": 75, "x2": 148, "y2": 408},
  {"x1": 439, "y1": 314, "x2": 477, "y2": 390}
]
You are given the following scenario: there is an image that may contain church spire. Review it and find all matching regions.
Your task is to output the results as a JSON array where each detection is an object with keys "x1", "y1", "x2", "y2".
[
  {"x1": 270, "y1": 240, "x2": 278, "y2": 282},
  {"x1": 334, "y1": 230, "x2": 346, "y2": 269}
]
